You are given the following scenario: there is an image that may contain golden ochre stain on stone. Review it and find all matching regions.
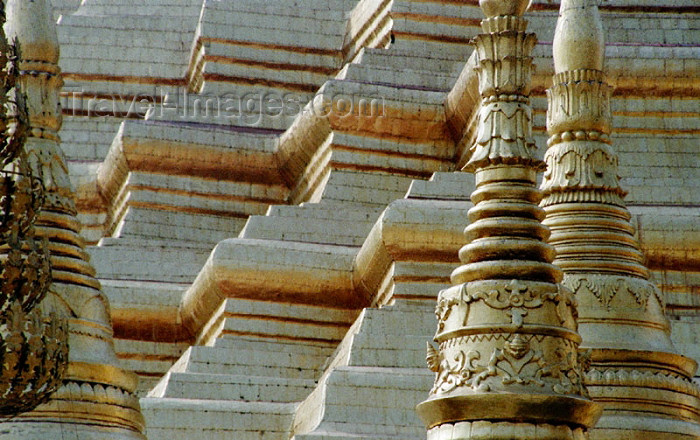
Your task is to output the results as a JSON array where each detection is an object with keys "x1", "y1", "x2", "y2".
[
  {"x1": 0, "y1": 0, "x2": 146, "y2": 438},
  {"x1": 418, "y1": 0, "x2": 601, "y2": 438},
  {"x1": 541, "y1": 0, "x2": 700, "y2": 438}
]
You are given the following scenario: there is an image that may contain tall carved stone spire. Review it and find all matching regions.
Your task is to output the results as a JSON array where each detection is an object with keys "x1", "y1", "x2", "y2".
[
  {"x1": 416, "y1": 0, "x2": 600, "y2": 438},
  {"x1": 0, "y1": 1, "x2": 68, "y2": 416},
  {"x1": 542, "y1": 0, "x2": 700, "y2": 438},
  {"x1": 1, "y1": 0, "x2": 146, "y2": 438}
]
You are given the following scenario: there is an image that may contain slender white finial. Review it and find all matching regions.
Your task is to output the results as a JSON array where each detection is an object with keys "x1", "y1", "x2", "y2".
[
  {"x1": 4, "y1": 0, "x2": 60, "y2": 65},
  {"x1": 553, "y1": 0, "x2": 605, "y2": 73}
]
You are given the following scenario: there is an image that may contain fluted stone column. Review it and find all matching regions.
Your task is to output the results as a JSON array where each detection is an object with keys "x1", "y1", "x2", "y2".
[
  {"x1": 0, "y1": 1, "x2": 146, "y2": 438},
  {"x1": 541, "y1": 1, "x2": 700, "y2": 438},
  {"x1": 416, "y1": 0, "x2": 600, "y2": 438}
]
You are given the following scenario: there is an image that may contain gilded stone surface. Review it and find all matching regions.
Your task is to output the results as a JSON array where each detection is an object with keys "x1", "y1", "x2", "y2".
[
  {"x1": 417, "y1": 0, "x2": 600, "y2": 438},
  {"x1": 0, "y1": 0, "x2": 692, "y2": 438},
  {"x1": 0, "y1": 3, "x2": 68, "y2": 416},
  {"x1": 541, "y1": 0, "x2": 700, "y2": 438},
  {"x1": 0, "y1": 0, "x2": 145, "y2": 437}
]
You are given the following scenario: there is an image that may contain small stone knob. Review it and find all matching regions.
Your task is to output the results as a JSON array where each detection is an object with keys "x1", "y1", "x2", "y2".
[{"x1": 479, "y1": 0, "x2": 531, "y2": 18}]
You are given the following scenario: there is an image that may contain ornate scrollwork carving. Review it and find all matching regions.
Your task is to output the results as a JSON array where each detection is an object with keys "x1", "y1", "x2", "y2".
[
  {"x1": 429, "y1": 344, "x2": 482, "y2": 395},
  {"x1": 0, "y1": 13, "x2": 68, "y2": 416},
  {"x1": 465, "y1": 280, "x2": 552, "y2": 326},
  {"x1": 436, "y1": 281, "x2": 576, "y2": 331},
  {"x1": 429, "y1": 335, "x2": 587, "y2": 397},
  {"x1": 435, "y1": 290, "x2": 461, "y2": 333}
]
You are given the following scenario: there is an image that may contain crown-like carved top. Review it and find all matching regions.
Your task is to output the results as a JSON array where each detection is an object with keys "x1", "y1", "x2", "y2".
[
  {"x1": 553, "y1": 0, "x2": 604, "y2": 73},
  {"x1": 4, "y1": 0, "x2": 59, "y2": 66}
]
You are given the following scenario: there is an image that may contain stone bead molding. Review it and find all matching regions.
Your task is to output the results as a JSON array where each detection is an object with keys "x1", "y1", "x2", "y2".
[
  {"x1": 586, "y1": 368, "x2": 700, "y2": 400},
  {"x1": 427, "y1": 421, "x2": 589, "y2": 440},
  {"x1": 585, "y1": 367, "x2": 700, "y2": 425},
  {"x1": 541, "y1": 67, "x2": 623, "y2": 205},
  {"x1": 15, "y1": 379, "x2": 147, "y2": 434}
]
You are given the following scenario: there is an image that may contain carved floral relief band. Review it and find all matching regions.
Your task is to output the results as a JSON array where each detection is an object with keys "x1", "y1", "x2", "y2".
[
  {"x1": 416, "y1": 0, "x2": 601, "y2": 438},
  {"x1": 540, "y1": 0, "x2": 700, "y2": 438},
  {"x1": 0, "y1": 0, "x2": 146, "y2": 437},
  {"x1": 0, "y1": 3, "x2": 68, "y2": 414}
]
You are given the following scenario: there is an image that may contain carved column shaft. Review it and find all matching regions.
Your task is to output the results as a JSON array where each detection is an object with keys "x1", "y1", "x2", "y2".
[
  {"x1": 0, "y1": 0, "x2": 146, "y2": 438},
  {"x1": 541, "y1": 0, "x2": 700, "y2": 438},
  {"x1": 0, "y1": 3, "x2": 68, "y2": 416},
  {"x1": 417, "y1": 1, "x2": 600, "y2": 438}
]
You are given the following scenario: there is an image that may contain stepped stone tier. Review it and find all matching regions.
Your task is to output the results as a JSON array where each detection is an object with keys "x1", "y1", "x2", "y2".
[
  {"x1": 540, "y1": 0, "x2": 700, "y2": 438},
  {"x1": 1, "y1": 0, "x2": 696, "y2": 438}
]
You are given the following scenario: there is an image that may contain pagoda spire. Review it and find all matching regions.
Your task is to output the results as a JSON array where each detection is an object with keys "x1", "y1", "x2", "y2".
[
  {"x1": 541, "y1": 1, "x2": 700, "y2": 438},
  {"x1": 0, "y1": 0, "x2": 146, "y2": 438},
  {"x1": 416, "y1": 0, "x2": 600, "y2": 438}
]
